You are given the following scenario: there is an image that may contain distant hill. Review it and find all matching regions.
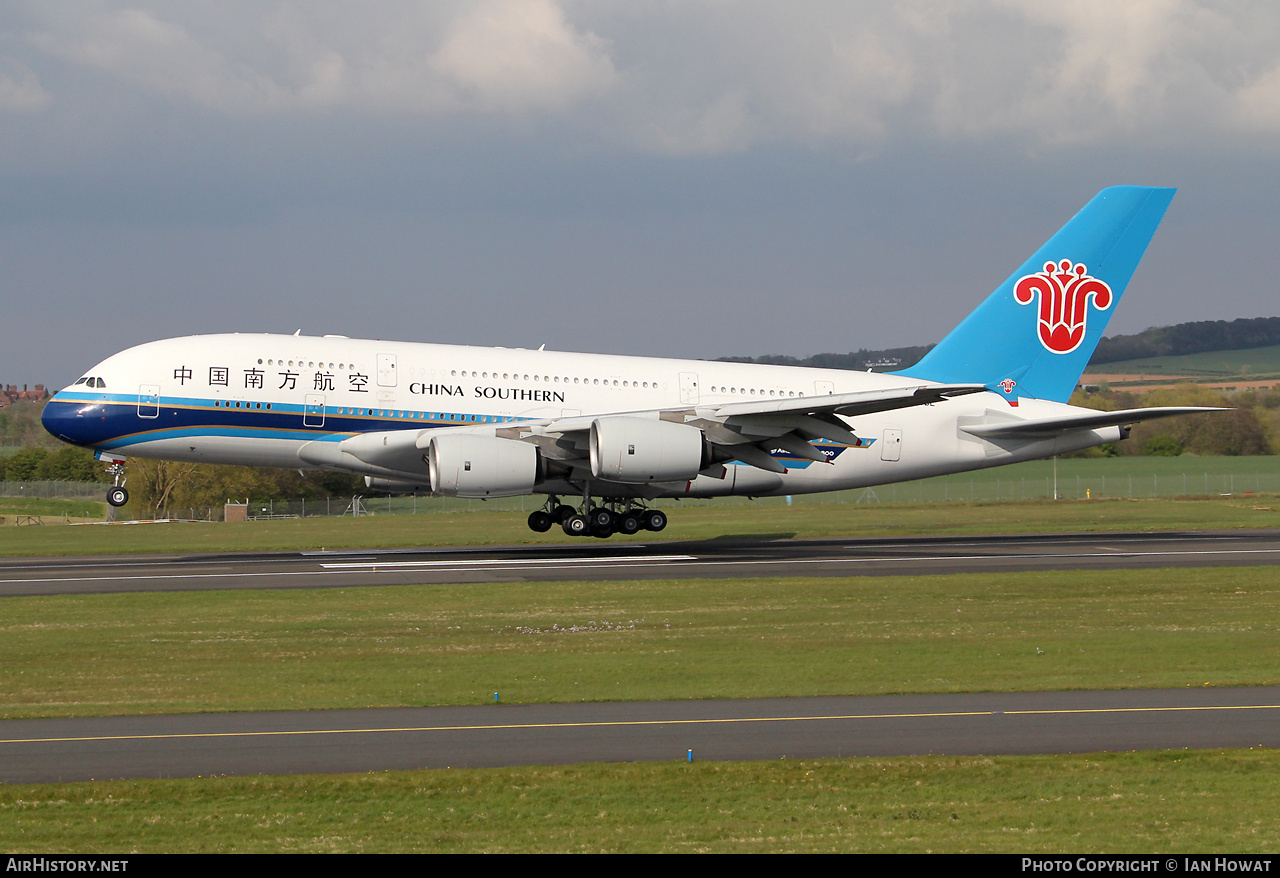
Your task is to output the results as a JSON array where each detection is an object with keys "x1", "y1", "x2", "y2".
[
  {"x1": 716, "y1": 345, "x2": 935, "y2": 373},
  {"x1": 1090, "y1": 317, "x2": 1280, "y2": 364},
  {"x1": 720, "y1": 316, "x2": 1280, "y2": 373},
  {"x1": 1081, "y1": 345, "x2": 1280, "y2": 382}
]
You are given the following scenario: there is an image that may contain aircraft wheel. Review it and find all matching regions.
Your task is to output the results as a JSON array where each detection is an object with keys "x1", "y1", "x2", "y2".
[
  {"x1": 642, "y1": 509, "x2": 667, "y2": 532},
  {"x1": 617, "y1": 512, "x2": 642, "y2": 535},
  {"x1": 562, "y1": 514, "x2": 590, "y2": 537},
  {"x1": 588, "y1": 508, "x2": 614, "y2": 531},
  {"x1": 107, "y1": 487, "x2": 129, "y2": 508},
  {"x1": 553, "y1": 504, "x2": 576, "y2": 524},
  {"x1": 527, "y1": 511, "x2": 553, "y2": 533}
]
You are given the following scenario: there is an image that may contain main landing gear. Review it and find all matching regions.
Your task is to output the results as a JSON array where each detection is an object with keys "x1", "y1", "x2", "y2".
[{"x1": 526, "y1": 495, "x2": 668, "y2": 539}]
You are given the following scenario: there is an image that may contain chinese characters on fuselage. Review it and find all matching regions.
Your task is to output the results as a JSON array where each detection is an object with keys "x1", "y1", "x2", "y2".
[{"x1": 173, "y1": 365, "x2": 370, "y2": 393}]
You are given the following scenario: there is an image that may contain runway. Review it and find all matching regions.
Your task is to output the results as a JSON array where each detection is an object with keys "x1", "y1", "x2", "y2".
[
  {"x1": 3, "y1": 528, "x2": 1280, "y2": 596},
  {"x1": 4, "y1": 529, "x2": 1279, "y2": 784},
  {"x1": 3, "y1": 687, "x2": 1278, "y2": 784}
]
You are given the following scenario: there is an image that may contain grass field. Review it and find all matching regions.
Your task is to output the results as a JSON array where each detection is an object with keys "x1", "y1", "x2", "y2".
[
  {"x1": 0, "y1": 496, "x2": 108, "y2": 525},
  {"x1": 3, "y1": 489, "x2": 1280, "y2": 557},
  {"x1": 10, "y1": 455, "x2": 1280, "y2": 522},
  {"x1": 1084, "y1": 345, "x2": 1280, "y2": 384},
  {"x1": 4, "y1": 567, "x2": 1277, "y2": 719},
  {"x1": 2, "y1": 564, "x2": 1279, "y2": 851},
  {"x1": 4, "y1": 750, "x2": 1277, "y2": 853},
  {"x1": 6, "y1": 454, "x2": 1280, "y2": 541},
  {"x1": 4, "y1": 490, "x2": 1280, "y2": 852}
]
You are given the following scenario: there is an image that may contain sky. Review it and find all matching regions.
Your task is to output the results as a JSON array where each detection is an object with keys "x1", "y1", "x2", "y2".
[{"x1": 3, "y1": 1, "x2": 1279, "y2": 388}]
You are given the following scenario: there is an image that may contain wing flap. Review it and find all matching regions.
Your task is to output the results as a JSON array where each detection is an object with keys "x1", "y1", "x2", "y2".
[{"x1": 696, "y1": 383, "x2": 985, "y2": 420}]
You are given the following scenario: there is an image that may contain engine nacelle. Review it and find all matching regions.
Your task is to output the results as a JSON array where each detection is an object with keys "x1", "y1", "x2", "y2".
[
  {"x1": 427, "y1": 434, "x2": 544, "y2": 498},
  {"x1": 364, "y1": 476, "x2": 429, "y2": 494},
  {"x1": 589, "y1": 416, "x2": 707, "y2": 483}
]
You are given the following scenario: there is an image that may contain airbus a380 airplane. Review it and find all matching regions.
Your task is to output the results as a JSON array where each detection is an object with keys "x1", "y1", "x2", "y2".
[{"x1": 42, "y1": 186, "x2": 1223, "y2": 537}]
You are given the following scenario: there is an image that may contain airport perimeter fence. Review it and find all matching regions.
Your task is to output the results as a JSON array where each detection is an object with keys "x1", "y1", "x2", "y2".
[
  {"x1": 0, "y1": 480, "x2": 109, "y2": 501},
  {"x1": 4, "y1": 459, "x2": 1280, "y2": 521}
]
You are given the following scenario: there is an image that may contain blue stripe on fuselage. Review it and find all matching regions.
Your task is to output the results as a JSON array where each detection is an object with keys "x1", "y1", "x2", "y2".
[{"x1": 40, "y1": 393, "x2": 513, "y2": 450}]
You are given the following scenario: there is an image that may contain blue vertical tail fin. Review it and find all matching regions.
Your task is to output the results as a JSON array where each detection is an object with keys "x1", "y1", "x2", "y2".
[{"x1": 895, "y1": 186, "x2": 1175, "y2": 403}]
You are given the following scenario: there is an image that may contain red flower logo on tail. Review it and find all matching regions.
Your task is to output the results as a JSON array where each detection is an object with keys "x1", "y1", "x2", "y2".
[{"x1": 1014, "y1": 260, "x2": 1113, "y2": 355}]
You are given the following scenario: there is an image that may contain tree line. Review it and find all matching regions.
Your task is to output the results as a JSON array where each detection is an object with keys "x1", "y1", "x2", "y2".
[
  {"x1": 1069, "y1": 385, "x2": 1277, "y2": 458},
  {"x1": 1090, "y1": 316, "x2": 1280, "y2": 364},
  {"x1": 717, "y1": 316, "x2": 1280, "y2": 371},
  {"x1": 0, "y1": 445, "x2": 106, "y2": 482},
  {"x1": 716, "y1": 344, "x2": 935, "y2": 372}
]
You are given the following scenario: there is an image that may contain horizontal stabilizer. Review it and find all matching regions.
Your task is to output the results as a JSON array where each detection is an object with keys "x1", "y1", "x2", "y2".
[{"x1": 960, "y1": 407, "x2": 1229, "y2": 439}]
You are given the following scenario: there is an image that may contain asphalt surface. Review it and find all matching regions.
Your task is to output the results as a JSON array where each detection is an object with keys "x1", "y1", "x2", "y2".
[
  {"x1": 4, "y1": 529, "x2": 1279, "y2": 783},
  {"x1": 3, "y1": 529, "x2": 1280, "y2": 596},
  {"x1": 3, "y1": 687, "x2": 1278, "y2": 784}
]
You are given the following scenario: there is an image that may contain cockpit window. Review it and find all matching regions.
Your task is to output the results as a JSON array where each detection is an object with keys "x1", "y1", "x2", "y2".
[
  {"x1": 74, "y1": 377, "x2": 88, "y2": 385},
  {"x1": 94, "y1": 378, "x2": 106, "y2": 388}
]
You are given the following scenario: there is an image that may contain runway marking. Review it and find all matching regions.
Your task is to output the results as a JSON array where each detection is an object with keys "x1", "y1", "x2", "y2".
[
  {"x1": 4, "y1": 547, "x2": 1280, "y2": 587},
  {"x1": 755, "y1": 548, "x2": 1280, "y2": 566},
  {"x1": 318, "y1": 555, "x2": 696, "y2": 569},
  {"x1": 860, "y1": 534, "x2": 1245, "y2": 549},
  {"x1": 298, "y1": 547, "x2": 650, "y2": 560},
  {"x1": 5, "y1": 703, "x2": 1277, "y2": 746},
  {"x1": 0, "y1": 559, "x2": 697, "y2": 585}
]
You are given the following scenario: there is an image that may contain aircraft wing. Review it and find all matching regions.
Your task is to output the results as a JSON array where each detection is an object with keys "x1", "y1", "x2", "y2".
[
  {"x1": 299, "y1": 381, "x2": 991, "y2": 483},
  {"x1": 959, "y1": 406, "x2": 1230, "y2": 440},
  {"x1": 678, "y1": 383, "x2": 987, "y2": 473},
  {"x1": 301, "y1": 395, "x2": 1226, "y2": 489},
  {"x1": 483, "y1": 382, "x2": 987, "y2": 477}
]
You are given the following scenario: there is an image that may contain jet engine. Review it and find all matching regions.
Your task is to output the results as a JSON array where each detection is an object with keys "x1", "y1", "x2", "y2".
[
  {"x1": 426, "y1": 434, "x2": 544, "y2": 498},
  {"x1": 589, "y1": 416, "x2": 709, "y2": 483}
]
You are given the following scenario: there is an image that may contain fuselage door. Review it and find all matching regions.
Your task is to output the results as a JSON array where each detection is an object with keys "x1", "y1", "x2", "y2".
[
  {"x1": 138, "y1": 385, "x2": 160, "y2": 419},
  {"x1": 881, "y1": 427, "x2": 903, "y2": 462},
  {"x1": 815, "y1": 380, "x2": 835, "y2": 395},
  {"x1": 377, "y1": 354, "x2": 398, "y2": 387},
  {"x1": 304, "y1": 394, "x2": 326, "y2": 428},
  {"x1": 679, "y1": 372, "x2": 699, "y2": 405}
]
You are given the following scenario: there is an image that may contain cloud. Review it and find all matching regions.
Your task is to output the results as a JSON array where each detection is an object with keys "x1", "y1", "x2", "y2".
[
  {"x1": 431, "y1": 0, "x2": 616, "y2": 113},
  {"x1": 595, "y1": 0, "x2": 1280, "y2": 154},
  {"x1": 0, "y1": 60, "x2": 49, "y2": 112},
  {"x1": 1235, "y1": 66, "x2": 1280, "y2": 131},
  {"x1": 20, "y1": 1, "x2": 614, "y2": 116},
  {"x1": 7, "y1": 0, "x2": 1280, "y2": 153},
  {"x1": 926, "y1": 0, "x2": 1256, "y2": 145},
  {"x1": 27, "y1": 6, "x2": 290, "y2": 112}
]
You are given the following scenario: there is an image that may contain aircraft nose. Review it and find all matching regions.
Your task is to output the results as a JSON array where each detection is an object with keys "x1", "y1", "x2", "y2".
[{"x1": 42, "y1": 393, "x2": 110, "y2": 447}]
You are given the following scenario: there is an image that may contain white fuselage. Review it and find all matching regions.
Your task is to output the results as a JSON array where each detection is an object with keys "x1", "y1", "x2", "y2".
[{"x1": 44, "y1": 332, "x2": 1118, "y2": 500}]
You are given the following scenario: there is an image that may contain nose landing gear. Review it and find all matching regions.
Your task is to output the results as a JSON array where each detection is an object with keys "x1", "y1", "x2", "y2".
[{"x1": 103, "y1": 457, "x2": 129, "y2": 508}]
